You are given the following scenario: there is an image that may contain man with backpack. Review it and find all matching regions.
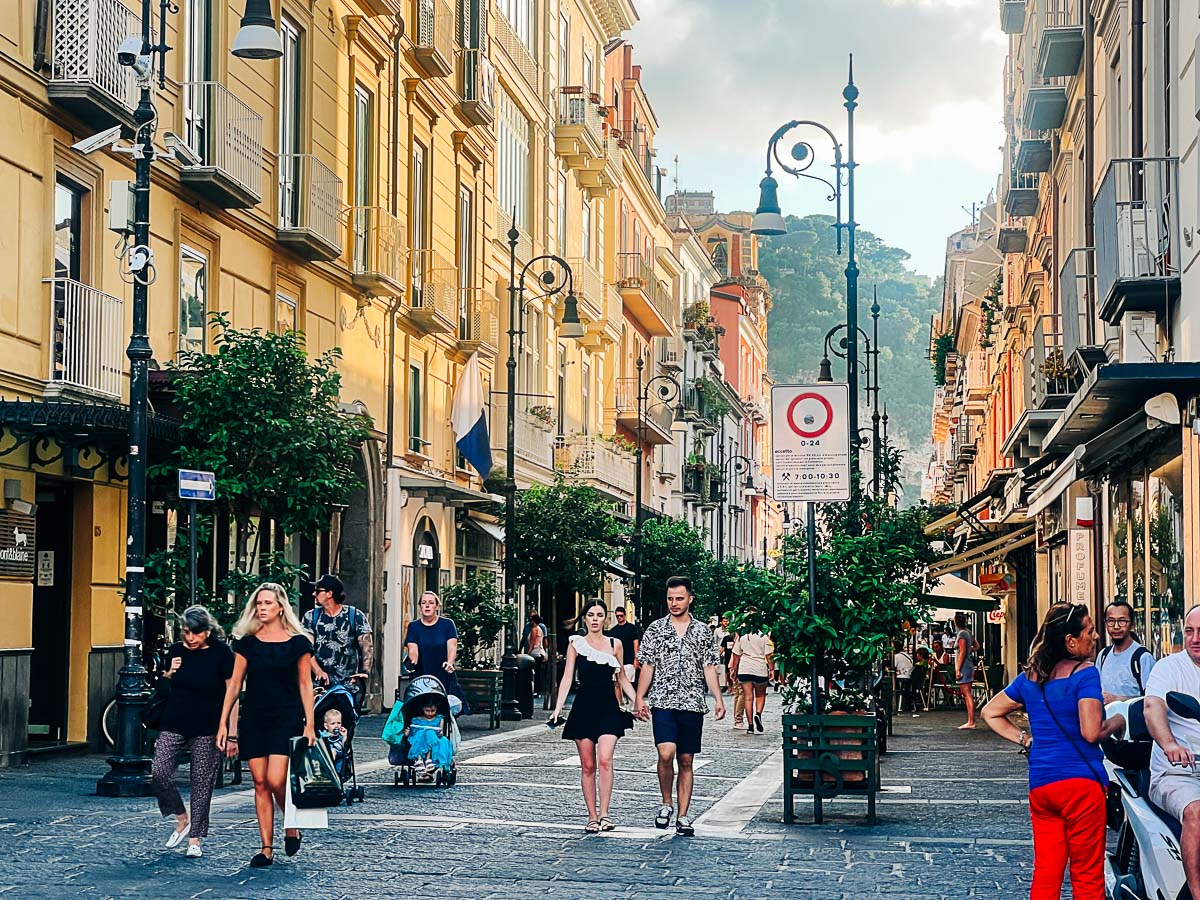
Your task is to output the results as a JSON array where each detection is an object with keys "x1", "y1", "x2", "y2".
[
  {"x1": 305, "y1": 574, "x2": 373, "y2": 702},
  {"x1": 1099, "y1": 599, "x2": 1156, "y2": 704}
]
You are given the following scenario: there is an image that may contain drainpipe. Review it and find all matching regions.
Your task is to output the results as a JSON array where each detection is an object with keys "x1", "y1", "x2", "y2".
[
  {"x1": 33, "y1": 0, "x2": 49, "y2": 72},
  {"x1": 385, "y1": 24, "x2": 405, "y2": 468},
  {"x1": 1131, "y1": 0, "x2": 1143, "y2": 160}
]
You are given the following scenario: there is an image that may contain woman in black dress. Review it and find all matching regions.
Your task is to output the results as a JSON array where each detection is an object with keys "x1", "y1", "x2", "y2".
[
  {"x1": 216, "y1": 583, "x2": 316, "y2": 868},
  {"x1": 551, "y1": 599, "x2": 639, "y2": 833}
]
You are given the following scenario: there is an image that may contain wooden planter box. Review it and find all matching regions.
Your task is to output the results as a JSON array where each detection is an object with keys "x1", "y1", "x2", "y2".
[
  {"x1": 782, "y1": 713, "x2": 879, "y2": 825},
  {"x1": 457, "y1": 669, "x2": 502, "y2": 730}
]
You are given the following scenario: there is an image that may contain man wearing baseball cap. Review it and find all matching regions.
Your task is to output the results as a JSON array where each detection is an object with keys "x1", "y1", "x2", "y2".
[{"x1": 304, "y1": 574, "x2": 373, "y2": 699}]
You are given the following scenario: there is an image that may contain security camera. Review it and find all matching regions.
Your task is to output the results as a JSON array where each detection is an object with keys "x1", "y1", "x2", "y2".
[
  {"x1": 71, "y1": 125, "x2": 122, "y2": 156},
  {"x1": 117, "y1": 35, "x2": 144, "y2": 67},
  {"x1": 163, "y1": 132, "x2": 202, "y2": 167}
]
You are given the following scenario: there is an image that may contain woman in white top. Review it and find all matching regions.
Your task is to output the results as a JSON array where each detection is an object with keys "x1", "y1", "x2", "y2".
[{"x1": 732, "y1": 632, "x2": 773, "y2": 735}]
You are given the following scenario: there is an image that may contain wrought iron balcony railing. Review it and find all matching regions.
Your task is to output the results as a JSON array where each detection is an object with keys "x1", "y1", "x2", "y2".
[
  {"x1": 351, "y1": 206, "x2": 407, "y2": 296},
  {"x1": 277, "y1": 153, "x2": 343, "y2": 261},
  {"x1": 179, "y1": 81, "x2": 264, "y2": 208},
  {"x1": 47, "y1": 277, "x2": 124, "y2": 399},
  {"x1": 457, "y1": 48, "x2": 495, "y2": 125},
  {"x1": 48, "y1": 0, "x2": 141, "y2": 126}
]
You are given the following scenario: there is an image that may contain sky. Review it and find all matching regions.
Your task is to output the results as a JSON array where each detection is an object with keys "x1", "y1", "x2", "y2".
[{"x1": 626, "y1": 0, "x2": 1007, "y2": 278}]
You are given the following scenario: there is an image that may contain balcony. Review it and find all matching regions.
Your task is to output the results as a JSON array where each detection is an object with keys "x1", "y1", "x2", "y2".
[
  {"x1": 179, "y1": 82, "x2": 264, "y2": 209},
  {"x1": 1095, "y1": 157, "x2": 1181, "y2": 323},
  {"x1": 681, "y1": 382, "x2": 720, "y2": 434},
  {"x1": 493, "y1": 11, "x2": 536, "y2": 87},
  {"x1": 1004, "y1": 171, "x2": 1041, "y2": 218},
  {"x1": 614, "y1": 378, "x2": 675, "y2": 445},
  {"x1": 409, "y1": 250, "x2": 458, "y2": 335},
  {"x1": 1059, "y1": 247, "x2": 1107, "y2": 370},
  {"x1": 351, "y1": 206, "x2": 407, "y2": 296},
  {"x1": 1000, "y1": 0, "x2": 1025, "y2": 33},
  {"x1": 565, "y1": 256, "x2": 604, "y2": 325},
  {"x1": 579, "y1": 133, "x2": 623, "y2": 199},
  {"x1": 1035, "y1": 5, "x2": 1084, "y2": 78},
  {"x1": 277, "y1": 154, "x2": 343, "y2": 262},
  {"x1": 492, "y1": 399, "x2": 555, "y2": 472},
  {"x1": 1025, "y1": 313, "x2": 1081, "y2": 410},
  {"x1": 1015, "y1": 131, "x2": 1052, "y2": 174},
  {"x1": 623, "y1": 122, "x2": 657, "y2": 190},
  {"x1": 998, "y1": 216, "x2": 1029, "y2": 255},
  {"x1": 1022, "y1": 80, "x2": 1068, "y2": 131},
  {"x1": 412, "y1": 0, "x2": 454, "y2": 78},
  {"x1": 580, "y1": 284, "x2": 623, "y2": 351},
  {"x1": 457, "y1": 49, "x2": 494, "y2": 126},
  {"x1": 457, "y1": 288, "x2": 499, "y2": 357},
  {"x1": 963, "y1": 351, "x2": 990, "y2": 414},
  {"x1": 743, "y1": 395, "x2": 767, "y2": 424},
  {"x1": 46, "y1": 278, "x2": 124, "y2": 400},
  {"x1": 47, "y1": 0, "x2": 140, "y2": 129},
  {"x1": 554, "y1": 88, "x2": 605, "y2": 170},
  {"x1": 554, "y1": 435, "x2": 634, "y2": 499},
  {"x1": 496, "y1": 208, "x2": 532, "y2": 263},
  {"x1": 616, "y1": 252, "x2": 672, "y2": 337},
  {"x1": 658, "y1": 335, "x2": 683, "y2": 372}
]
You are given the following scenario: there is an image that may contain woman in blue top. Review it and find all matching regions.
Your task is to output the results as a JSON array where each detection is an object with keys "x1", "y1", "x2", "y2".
[
  {"x1": 403, "y1": 591, "x2": 469, "y2": 713},
  {"x1": 982, "y1": 603, "x2": 1126, "y2": 900}
]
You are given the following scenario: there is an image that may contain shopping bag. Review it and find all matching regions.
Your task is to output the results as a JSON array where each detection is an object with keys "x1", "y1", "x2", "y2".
[
  {"x1": 289, "y1": 736, "x2": 343, "y2": 809},
  {"x1": 283, "y1": 761, "x2": 329, "y2": 830},
  {"x1": 381, "y1": 702, "x2": 407, "y2": 746}
]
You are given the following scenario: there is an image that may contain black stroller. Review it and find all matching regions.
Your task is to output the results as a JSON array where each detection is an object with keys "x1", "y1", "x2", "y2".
[
  {"x1": 384, "y1": 675, "x2": 461, "y2": 787},
  {"x1": 313, "y1": 682, "x2": 366, "y2": 804}
]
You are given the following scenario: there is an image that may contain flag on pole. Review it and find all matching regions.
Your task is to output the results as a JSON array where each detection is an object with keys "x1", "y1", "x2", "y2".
[{"x1": 451, "y1": 352, "x2": 494, "y2": 479}]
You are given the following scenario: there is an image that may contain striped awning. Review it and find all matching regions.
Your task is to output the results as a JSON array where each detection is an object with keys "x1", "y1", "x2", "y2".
[{"x1": 926, "y1": 524, "x2": 1037, "y2": 579}]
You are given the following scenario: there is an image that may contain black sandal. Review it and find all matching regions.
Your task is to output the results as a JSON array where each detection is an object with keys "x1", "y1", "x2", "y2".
[
  {"x1": 284, "y1": 831, "x2": 302, "y2": 857},
  {"x1": 250, "y1": 846, "x2": 274, "y2": 868}
]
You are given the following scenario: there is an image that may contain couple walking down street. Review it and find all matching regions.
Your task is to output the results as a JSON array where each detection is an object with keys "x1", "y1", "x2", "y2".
[{"x1": 552, "y1": 577, "x2": 725, "y2": 836}]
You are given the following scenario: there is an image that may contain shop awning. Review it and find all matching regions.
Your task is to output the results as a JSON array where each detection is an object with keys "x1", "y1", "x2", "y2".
[
  {"x1": 923, "y1": 573, "x2": 999, "y2": 615},
  {"x1": 1026, "y1": 448, "x2": 1083, "y2": 517},
  {"x1": 926, "y1": 524, "x2": 1037, "y2": 578},
  {"x1": 603, "y1": 558, "x2": 634, "y2": 579},
  {"x1": 464, "y1": 517, "x2": 505, "y2": 544},
  {"x1": 398, "y1": 476, "x2": 500, "y2": 506},
  {"x1": 924, "y1": 509, "x2": 962, "y2": 536}
]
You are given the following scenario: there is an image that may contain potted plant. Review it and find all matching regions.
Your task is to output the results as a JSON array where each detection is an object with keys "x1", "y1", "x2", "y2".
[{"x1": 527, "y1": 404, "x2": 553, "y2": 430}]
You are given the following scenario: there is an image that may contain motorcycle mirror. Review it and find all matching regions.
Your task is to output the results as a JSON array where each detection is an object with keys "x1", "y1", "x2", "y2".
[{"x1": 1166, "y1": 692, "x2": 1200, "y2": 721}]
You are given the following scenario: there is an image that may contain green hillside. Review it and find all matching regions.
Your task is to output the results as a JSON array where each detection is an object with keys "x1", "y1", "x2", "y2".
[{"x1": 755, "y1": 214, "x2": 940, "y2": 503}]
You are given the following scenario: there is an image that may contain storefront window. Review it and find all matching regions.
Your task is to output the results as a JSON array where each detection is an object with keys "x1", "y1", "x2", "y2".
[
  {"x1": 1108, "y1": 479, "x2": 1129, "y2": 605},
  {"x1": 1147, "y1": 461, "x2": 1184, "y2": 656}
]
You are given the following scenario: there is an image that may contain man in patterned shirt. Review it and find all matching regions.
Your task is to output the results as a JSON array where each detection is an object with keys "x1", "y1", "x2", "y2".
[
  {"x1": 635, "y1": 576, "x2": 725, "y2": 836},
  {"x1": 305, "y1": 574, "x2": 373, "y2": 702}
]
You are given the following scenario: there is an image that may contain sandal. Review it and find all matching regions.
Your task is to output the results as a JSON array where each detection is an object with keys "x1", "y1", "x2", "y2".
[
  {"x1": 599, "y1": 816, "x2": 615, "y2": 832},
  {"x1": 584, "y1": 820, "x2": 601, "y2": 834}
]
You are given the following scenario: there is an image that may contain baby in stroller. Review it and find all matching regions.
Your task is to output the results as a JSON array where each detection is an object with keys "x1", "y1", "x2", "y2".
[
  {"x1": 313, "y1": 683, "x2": 365, "y2": 803},
  {"x1": 383, "y1": 675, "x2": 460, "y2": 787}
]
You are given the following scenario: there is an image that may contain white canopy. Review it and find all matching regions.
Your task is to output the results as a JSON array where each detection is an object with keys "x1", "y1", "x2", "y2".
[{"x1": 925, "y1": 573, "x2": 991, "y2": 620}]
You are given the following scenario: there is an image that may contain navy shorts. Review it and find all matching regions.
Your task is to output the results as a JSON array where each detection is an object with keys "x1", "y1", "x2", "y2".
[{"x1": 651, "y1": 708, "x2": 704, "y2": 755}]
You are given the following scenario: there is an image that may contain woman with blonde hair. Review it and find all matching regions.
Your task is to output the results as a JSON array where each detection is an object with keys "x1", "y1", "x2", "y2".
[{"x1": 217, "y1": 583, "x2": 316, "y2": 868}]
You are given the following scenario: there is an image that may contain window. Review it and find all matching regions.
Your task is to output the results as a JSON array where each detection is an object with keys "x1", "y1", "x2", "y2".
[
  {"x1": 54, "y1": 179, "x2": 83, "y2": 281},
  {"x1": 497, "y1": 90, "x2": 531, "y2": 230},
  {"x1": 458, "y1": 185, "x2": 474, "y2": 339},
  {"x1": 278, "y1": 17, "x2": 302, "y2": 228},
  {"x1": 1107, "y1": 55, "x2": 1124, "y2": 158},
  {"x1": 412, "y1": 141, "x2": 428, "y2": 296},
  {"x1": 275, "y1": 293, "x2": 298, "y2": 334},
  {"x1": 498, "y1": 0, "x2": 534, "y2": 52},
  {"x1": 521, "y1": 309, "x2": 542, "y2": 396},
  {"x1": 179, "y1": 246, "x2": 208, "y2": 356},
  {"x1": 556, "y1": 345, "x2": 567, "y2": 435},
  {"x1": 581, "y1": 360, "x2": 591, "y2": 435},
  {"x1": 409, "y1": 363, "x2": 426, "y2": 453},
  {"x1": 352, "y1": 84, "x2": 373, "y2": 268},
  {"x1": 558, "y1": 14, "x2": 569, "y2": 85},
  {"x1": 583, "y1": 49, "x2": 593, "y2": 93},
  {"x1": 556, "y1": 171, "x2": 567, "y2": 254},
  {"x1": 581, "y1": 196, "x2": 592, "y2": 262},
  {"x1": 183, "y1": 0, "x2": 212, "y2": 160}
]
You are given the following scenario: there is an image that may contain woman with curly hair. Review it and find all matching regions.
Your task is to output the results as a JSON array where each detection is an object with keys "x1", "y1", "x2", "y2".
[{"x1": 216, "y1": 583, "x2": 316, "y2": 868}]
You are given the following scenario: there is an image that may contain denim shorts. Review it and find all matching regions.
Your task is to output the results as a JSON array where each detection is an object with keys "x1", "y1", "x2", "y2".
[{"x1": 651, "y1": 708, "x2": 704, "y2": 755}]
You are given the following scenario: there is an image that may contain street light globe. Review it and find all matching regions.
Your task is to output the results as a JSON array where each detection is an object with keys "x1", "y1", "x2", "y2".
[
  {"x1": 232, "y1": 0, "x2": 284, "y2": 59},
  {"x1": 751, "y1": 175, "x2": 786, "y2": 236}
]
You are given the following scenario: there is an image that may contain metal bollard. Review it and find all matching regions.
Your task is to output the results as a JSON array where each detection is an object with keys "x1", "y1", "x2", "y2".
[{"x1": 516, "y1": 652, "x2": 536, "y2": 719}]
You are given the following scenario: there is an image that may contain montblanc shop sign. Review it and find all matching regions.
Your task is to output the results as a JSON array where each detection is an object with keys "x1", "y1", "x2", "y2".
[{"x1": 0, "y1": 509, "x2": 36, "y2": 579}]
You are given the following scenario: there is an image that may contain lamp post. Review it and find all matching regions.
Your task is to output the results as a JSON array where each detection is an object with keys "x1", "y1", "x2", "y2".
[
  {"x1": 816, "y1": 319, "x2": 882, "y2": 494},
  {"x1": 752, "y1": 56, "x2": 860, "y2": 491},
  {"x1": 632, "y1": 355, "x2": 680, "y2": 620},
  {"x1": 716, "y1": 450, "x2": 754, "y2": 561},
  {"x1": 95, "y1": 0, "x2": 281, "y2": 798},
  {"x1": 502, "y1": 227, "x2": 583, "y2": 719}
]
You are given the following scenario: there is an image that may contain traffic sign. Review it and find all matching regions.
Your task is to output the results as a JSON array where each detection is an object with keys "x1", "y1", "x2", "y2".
[
  {"x1": 770, "y1": 383, "x2": 851, "y2": 502},
  {"x1": 178, "y1": 468, "x2": 216, "y2": 501}
]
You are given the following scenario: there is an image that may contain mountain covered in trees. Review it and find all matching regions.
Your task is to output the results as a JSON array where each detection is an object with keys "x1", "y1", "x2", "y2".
[{"x1": 755, "y1": 215, "x2": 940, "y2": 503}]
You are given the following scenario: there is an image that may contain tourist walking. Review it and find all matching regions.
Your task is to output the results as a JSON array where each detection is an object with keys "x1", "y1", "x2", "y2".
[
  {"x1": 953, "y1": 612, "x2": 978, "y2": 729},
  {"x1": 150, "y1": 606, "x2": 236, "y2": 859},
  {"x1": 304, "y1": 574, "x2": 373, "y2": 703},
  {"x1": 551, "y1": 600, "x2": 640, "y2": 833},
  {"x1": 404, "y1": 591, "x2": 469, "y2": 713},
  {"x1": 216, "y1": 583, "x2": 316, "y2": 868},
  {"x1": 732, "y1": 630, "x2": 772, "y2": 734},
  {"x1": 1098, "y1": 599, "x2": 1156, "y2": 703},
  {"x1": 606, "y1": 605, "x2": 641, "y2": 687},
  {"x1": 981, "y1": 602, "x2": 1124, "y2": 900},
  {"x1": 634, "y1": 576, "x2": 725, "y2": 836}
]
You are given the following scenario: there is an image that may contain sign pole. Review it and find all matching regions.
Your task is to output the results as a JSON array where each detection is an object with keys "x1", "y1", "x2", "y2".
[
  {"x1": 188, "y1": 499, "x2": 198, "y2": 608},
  {"x1": 176, "y1": 469, "x2": 216, "y2": 612},
  {"x1": 807, "y1": 499, "x2": 821, "y2": 822}
]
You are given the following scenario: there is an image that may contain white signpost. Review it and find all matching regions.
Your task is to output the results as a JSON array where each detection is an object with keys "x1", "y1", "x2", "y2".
[
  {"x1": 177, "y1": 468, "x2": 216, "y2": 606},
  {"x1": 770, "y1": 383, "x2": 851, "y2": 502}
]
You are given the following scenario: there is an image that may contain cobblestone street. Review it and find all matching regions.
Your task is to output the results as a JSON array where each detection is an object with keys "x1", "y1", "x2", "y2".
[{"x1": 0, "y1": 697, "x2": 1043, "y2": 899}]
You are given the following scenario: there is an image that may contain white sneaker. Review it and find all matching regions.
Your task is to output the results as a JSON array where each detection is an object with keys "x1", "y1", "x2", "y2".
[
  {"x1": 166, "y1": 825, "x2": 188, "y2": 849},
  {"x1": 186, "y1": 844, "x2": 202, "y2": 858}
]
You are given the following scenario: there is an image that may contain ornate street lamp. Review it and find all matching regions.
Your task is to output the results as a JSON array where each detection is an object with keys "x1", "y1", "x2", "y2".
[
  {"x1": 752, "y1": 56, "x2": 861, "y2": 492},
  {"x1": 715, "y1": 448, "x2": 754, "y2": 561},
  {"x1": 631, "y1": 355, "x2": 680, "y2": 619},
  {"x1": 501, "y1": 226, "x2": 582, "y2": 719}
]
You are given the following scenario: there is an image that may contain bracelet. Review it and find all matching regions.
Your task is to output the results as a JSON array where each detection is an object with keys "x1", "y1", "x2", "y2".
[{"x1": 227, "y1": 736, "x2": 239, "y2": 742}]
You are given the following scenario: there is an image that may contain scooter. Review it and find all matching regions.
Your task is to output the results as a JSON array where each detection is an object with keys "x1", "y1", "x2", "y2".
[{"x1": 1101, "y1": 692, "x2": 1200, "y2": 900}]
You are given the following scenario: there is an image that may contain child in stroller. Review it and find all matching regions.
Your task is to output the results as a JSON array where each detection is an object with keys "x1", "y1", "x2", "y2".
[
  {"x1": 313, "y1": 683, "x2": 366, "y2": 803},
  {"x1": 383, "y1": 675, "x2": 461, "y2": 787}
]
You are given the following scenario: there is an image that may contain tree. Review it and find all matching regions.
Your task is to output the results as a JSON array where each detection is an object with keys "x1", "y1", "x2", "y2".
[
  {"x1": 637, "y1": 517, "x2": 716, "y2": 618},
  {"x1": 442, "y1": 572, "x2": 511, "y2": 668},
  {"x1": 144, "y1": 316, "x2": 372, "y2": 625}
]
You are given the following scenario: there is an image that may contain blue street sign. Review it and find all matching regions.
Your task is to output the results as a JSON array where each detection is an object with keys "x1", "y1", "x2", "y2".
[{"x1": 178, "y1": 469, "x2": 216, "y2": 501}]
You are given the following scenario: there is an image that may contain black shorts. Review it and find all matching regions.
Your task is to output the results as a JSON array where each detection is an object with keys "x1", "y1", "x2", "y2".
[
  {"x1": 651, "y1": 708, "x2": 704, "y2": 755},
  {"x1": 738, "y1": 673, "x2": 769, "y2": 685}
]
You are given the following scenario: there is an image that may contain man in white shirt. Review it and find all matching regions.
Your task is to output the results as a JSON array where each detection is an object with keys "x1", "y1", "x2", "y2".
[
  {"x1": 893, "y1": 644, "x2": 915, "y2": 713},
  {"x1": 1099, "y1": 600, "x2": 1156, "y2": 703},
  {"x1": 1144, "y1": 605, "x2": 1200, "y2": 897}
]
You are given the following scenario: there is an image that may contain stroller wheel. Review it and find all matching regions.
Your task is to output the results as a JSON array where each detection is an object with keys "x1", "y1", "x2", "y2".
[
  {"x1": 447, "y1": 769, "x2": 457, "y2": 786},
  {"x1": 399, "y1": 767, "x2": 409, "y2": 787},
  {"x1": 435, "y1": 769, "x2": 444, "y2": 787},
  {"x1": 355, "y1": 786, "x2": 365, "y2": 802},
  {"x1": 394, "y1": 771, "x2": 401, "y2": 787}
]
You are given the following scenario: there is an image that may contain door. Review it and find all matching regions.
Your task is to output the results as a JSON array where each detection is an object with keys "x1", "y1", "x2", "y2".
[{"x1": 28, "y1": 481, "x2": 73, "y2": 744}]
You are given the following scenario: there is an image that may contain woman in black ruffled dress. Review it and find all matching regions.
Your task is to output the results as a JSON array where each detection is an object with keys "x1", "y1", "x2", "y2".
[{"x1": 551, "y1": 599, "x2": 640, "y2": 833}]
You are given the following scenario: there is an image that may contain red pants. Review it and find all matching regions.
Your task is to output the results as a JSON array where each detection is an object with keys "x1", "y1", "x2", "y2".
[{"x1": 1028, "y1": 777, "x2": 1106, "y2": 899}]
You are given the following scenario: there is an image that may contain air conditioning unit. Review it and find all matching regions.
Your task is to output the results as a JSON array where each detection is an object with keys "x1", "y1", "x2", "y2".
[
  {"x1": 1116, "y1": 204, "x2": 1162, "y2": 278},
  {"x1": 1120, "y1": 311, "x2": 1157, "y2": 363}
]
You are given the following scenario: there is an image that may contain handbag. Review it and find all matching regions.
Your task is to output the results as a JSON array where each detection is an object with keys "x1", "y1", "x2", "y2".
[
  {"x1": 289, "y1": 736, "x2": 344, "y2": 808},
  {"x1": 141, "y1": 681, "x2": 170, "y2": 730}
]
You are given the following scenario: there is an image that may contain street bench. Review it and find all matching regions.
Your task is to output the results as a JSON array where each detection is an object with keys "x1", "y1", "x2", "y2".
[
  {"x1": 457, "y1": 669, "x2": 501, "y2": 730},
  {"x1": 783, "y1": 713, "x2": 879, "y2": 825}
]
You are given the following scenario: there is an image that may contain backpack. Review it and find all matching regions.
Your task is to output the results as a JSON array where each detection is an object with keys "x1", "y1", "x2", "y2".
[{"x1": 1098, "y1": 644, "x2": 1152, "y2": 694}]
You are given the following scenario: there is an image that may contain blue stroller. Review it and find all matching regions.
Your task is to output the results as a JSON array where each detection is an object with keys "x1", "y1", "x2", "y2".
[
  {"x1": 313, "y1": 682, "x2": 365, "y2": 804},
  {"x1": 384, "y1": 675, "x2": 461, "y2": 787}
]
